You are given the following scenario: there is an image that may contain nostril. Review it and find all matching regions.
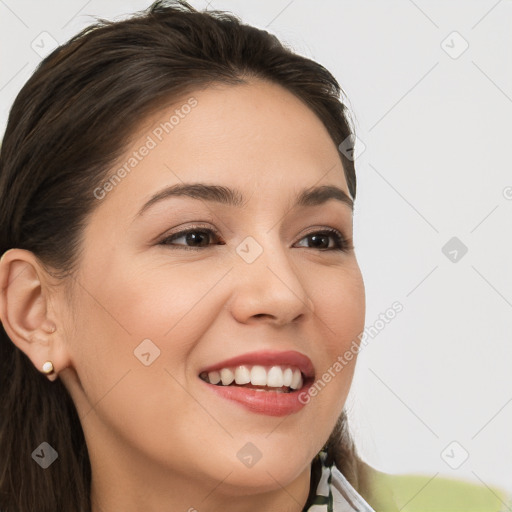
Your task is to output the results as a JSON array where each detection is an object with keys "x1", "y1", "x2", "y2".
[{"x1": 253, "y1": 314, "x2": 272, "y2": 319}]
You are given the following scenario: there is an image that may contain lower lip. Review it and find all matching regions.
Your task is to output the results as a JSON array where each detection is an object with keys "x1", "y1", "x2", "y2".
[{"x1": 199, "y1": 378, "x2": 314, "y2": 417}]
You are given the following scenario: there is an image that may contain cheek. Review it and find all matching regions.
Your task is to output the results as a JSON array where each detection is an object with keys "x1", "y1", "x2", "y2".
[
  {"x1": 74, "y1": 257, "x2": 228, "y2": 395},
  {"x1": 111, "y1": 261, "x2": 225, "y2": 341},
  {"x1": 83, "y1": 249, "x2": 213, "y2": 333},
  {"x1": 65, "y1": 262, "x2": 224, "y2": 471},
  {"x1": 313, "y1": 265, "x2": 365, "y2": 352},
  {"x1": 301, "y1": 265, "x2": 365, "y2": 411},
  {"x1": 65, "y1": 256, "x2": 193, "y2": 395}
]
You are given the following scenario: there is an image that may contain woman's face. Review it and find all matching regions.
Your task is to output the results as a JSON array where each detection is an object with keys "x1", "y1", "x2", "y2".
[{"x1": 56, "y1": 79, "x2": 365, "y2": 506}]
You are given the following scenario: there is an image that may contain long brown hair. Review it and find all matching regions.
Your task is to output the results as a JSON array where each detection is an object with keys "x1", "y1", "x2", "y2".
[{"x1": 0, "y1": 2, "x2": 366, "y2": 510}]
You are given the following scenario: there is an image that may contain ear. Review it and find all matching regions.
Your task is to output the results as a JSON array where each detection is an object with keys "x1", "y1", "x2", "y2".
[{"x1": 0, "y1": 248, "x2": 71, "y2": 382}]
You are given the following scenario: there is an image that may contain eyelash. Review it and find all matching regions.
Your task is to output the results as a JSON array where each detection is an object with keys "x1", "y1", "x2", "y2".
[{"x1": 158, "y1": 225, "x2": 352, "y2": 252}]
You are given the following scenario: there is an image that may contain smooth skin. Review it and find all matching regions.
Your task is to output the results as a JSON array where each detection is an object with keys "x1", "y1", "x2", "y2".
[{"x1": 0, "y1": 78, "x2": 366, "y2": 512}]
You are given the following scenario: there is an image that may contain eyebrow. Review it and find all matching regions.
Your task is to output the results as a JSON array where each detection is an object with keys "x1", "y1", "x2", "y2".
[{"x1": 135, "y1": 182, "x2": 354, "y2": 218}]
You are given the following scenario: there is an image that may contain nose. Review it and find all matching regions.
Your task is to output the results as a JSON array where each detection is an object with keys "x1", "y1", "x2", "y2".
[{"x1": 227, "y1": 235, "x2": 314, "y2": 326}]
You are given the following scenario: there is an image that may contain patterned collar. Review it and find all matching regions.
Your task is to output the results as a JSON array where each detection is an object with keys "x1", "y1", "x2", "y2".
[{"x1": 303, "y1": 451, "x2": 376, "y2": 512}]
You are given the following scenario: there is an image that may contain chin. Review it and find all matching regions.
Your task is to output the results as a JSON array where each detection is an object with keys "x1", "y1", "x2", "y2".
[
  {"x1": 213, "y1": 465, "x2": 306, "y2": 497},
  {"x1": 209, "y1": 450, "x2": 310, "y2": 495}
]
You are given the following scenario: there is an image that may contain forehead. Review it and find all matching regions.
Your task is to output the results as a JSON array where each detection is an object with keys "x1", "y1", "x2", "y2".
[{"x1": 91, "y1": 79, "x2": 350, "y2": 222}]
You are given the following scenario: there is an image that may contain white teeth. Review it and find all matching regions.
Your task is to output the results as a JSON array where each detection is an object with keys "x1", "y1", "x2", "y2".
[
  {"x1": 220, "y1": 368, "x2": 234, "y2": 386},
  {"x1": 202, "y1": 364, "x2": 307, "y2": 390},
  {"x1": 283, "y1": 368, "x2": 293, "y2": 387},
  {"x1": 267, "y1": 366, "x2": 284, "y2": 387},
  {"x1": 208, "y1": 370, "x2": 221, "y2": 385},
  {"x1": 234, "y1": 365, "x2": 251, "y2": 385},
  {"x1": 250, "y1": 365, "x2": 267, "y2": 386},
  {"x1": 290, "y1": 369, "x2": 302, "y2": 390}
]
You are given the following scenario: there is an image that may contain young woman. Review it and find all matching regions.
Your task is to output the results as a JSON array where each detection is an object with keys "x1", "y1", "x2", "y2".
[{"x1": 0, "y1": 1, "x2": 398, "y2": 510}]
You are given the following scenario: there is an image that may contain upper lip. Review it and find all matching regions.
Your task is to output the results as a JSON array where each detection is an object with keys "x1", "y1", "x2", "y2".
[{"x1": 198, "y1": 350, "x2": 315, "y2": 379}]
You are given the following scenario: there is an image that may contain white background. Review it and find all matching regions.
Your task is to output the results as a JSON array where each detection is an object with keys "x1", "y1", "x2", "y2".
[{"x1": 1, "y1": 0, "x2": 511, "y2": 498}]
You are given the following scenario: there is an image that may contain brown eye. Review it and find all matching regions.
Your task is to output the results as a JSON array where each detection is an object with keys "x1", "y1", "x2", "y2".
[
  {"x1": 295, "y1": 229, "x2": 350, "y2": 252},
  {"x1": 160, "y1": 228, "x2": 222, "y2": 250}
]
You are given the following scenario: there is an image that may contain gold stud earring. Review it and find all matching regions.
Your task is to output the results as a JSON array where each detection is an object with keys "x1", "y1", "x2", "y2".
[{"x1": 42, "y1": 361, "x2": 54, "y2": 374}]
